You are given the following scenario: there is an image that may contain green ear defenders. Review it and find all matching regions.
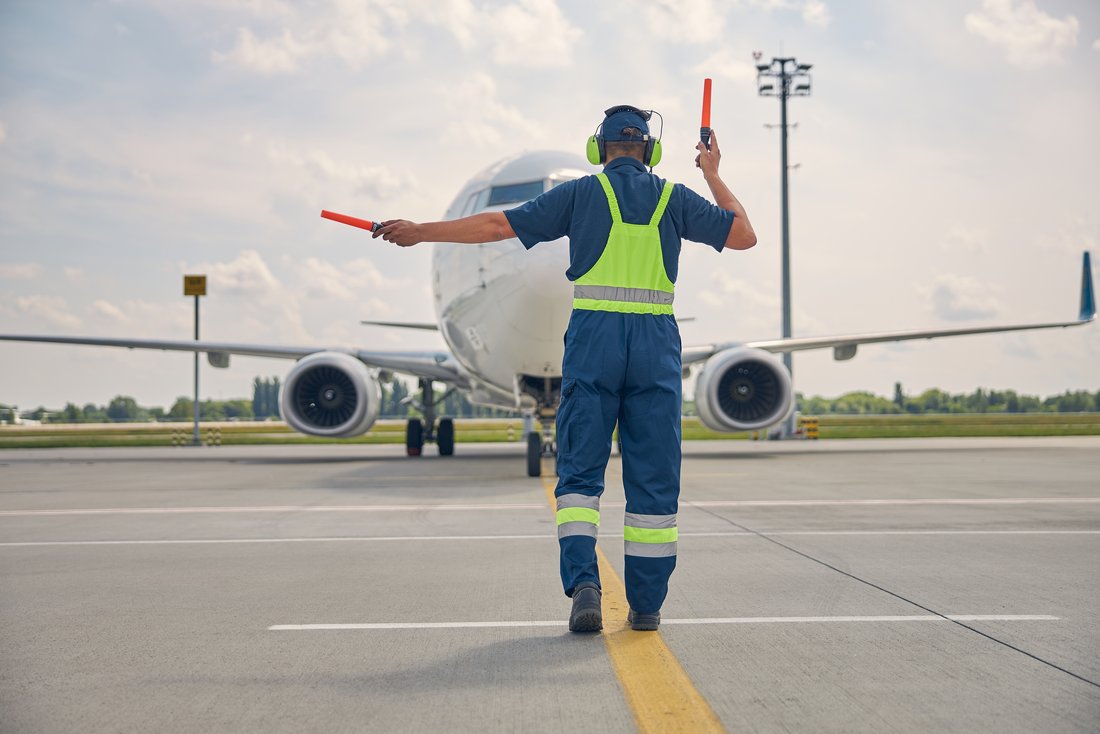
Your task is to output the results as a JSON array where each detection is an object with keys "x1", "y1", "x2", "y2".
[{"x1": 586, "y1": 105, "x2": 663, "y2": 167}]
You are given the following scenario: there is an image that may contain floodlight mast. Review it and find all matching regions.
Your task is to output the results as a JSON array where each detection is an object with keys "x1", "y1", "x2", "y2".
[{"x1": 757, "y1": 55, "x2": 812, "y2": 438}]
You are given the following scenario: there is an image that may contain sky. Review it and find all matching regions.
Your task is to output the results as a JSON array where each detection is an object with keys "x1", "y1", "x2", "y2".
[{"x1": 1, "y1": 0, "x2": 1098, "y2": 411}]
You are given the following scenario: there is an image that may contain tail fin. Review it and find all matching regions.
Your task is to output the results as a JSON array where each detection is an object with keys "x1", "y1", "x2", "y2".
[{"x1": 1081, "y1": 251, "x2": 1096, "y2": 322}]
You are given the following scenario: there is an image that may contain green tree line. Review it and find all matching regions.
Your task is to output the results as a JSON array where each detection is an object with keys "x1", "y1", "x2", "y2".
[
  {"x1": 10, "y1": 380, "x2": 1099, "y2": 424},
  {"x1": 796, "y1": 384, "x2": 1100, "y2": 415},
  {"x1": 10, "y1": 376, "x2": 514, "y2": 423}
]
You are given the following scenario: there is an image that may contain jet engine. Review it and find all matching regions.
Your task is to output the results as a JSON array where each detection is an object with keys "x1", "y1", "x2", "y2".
[
  {"x1": 694, "y1": 347, "x2": 793, "y2": 432},
  {"x1": 279, "y1": 352, "x2": 381, "y2": 438}
]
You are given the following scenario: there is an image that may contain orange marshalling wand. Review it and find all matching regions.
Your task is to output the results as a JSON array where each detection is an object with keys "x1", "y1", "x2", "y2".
[
  {"x1": 321, "y1": 209, "x2": 382, "y2": 233},
  {"x1": 700, "y1": 77, "x2": 713, "y2": 150}
]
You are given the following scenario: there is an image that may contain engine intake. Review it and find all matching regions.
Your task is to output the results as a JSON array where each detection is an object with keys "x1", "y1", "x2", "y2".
[
  {"x1": 280, "y1": 352, "x2": 380, "y2": 438},
  {"x1": 695, "y1": 347, "x2": 793, "y2": 432}
]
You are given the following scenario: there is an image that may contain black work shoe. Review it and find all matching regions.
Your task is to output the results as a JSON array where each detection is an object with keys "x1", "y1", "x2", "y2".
[
  {"x1": 627, "y1": 608, "x2": 660, "y2": 631},
  {"x1": 568, "y1": 583, "x2": 603, "y2": 632}
]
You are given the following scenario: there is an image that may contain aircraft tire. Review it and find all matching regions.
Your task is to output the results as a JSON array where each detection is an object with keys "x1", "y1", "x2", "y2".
[
  {"x1": 406, "y1": 418, "x2": 423, "y2": 457},
  {"x1": 438, "y1": 418, "x2": 455, "y2": 456},
  {"x1": 526, "y1": 432, "x2": 541, "y2": 477}
]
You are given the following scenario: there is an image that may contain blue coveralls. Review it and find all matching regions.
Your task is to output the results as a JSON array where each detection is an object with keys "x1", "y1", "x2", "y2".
[{"x1": 505, "y1": 157, "x2": 733, "y2": 615}]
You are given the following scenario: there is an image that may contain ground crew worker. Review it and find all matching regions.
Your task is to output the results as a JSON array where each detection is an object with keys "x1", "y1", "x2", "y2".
[{"x1": 375, "y1": 105, "x2": 756, "y2": 632}]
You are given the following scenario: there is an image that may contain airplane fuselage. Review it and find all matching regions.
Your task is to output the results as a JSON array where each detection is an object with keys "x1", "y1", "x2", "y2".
[{"x1": 432, "y1": 151, "x2": 588, "y2": 410}]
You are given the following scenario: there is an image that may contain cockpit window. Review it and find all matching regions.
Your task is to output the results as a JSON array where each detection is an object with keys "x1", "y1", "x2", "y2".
[{"x1": 487, "y1": 181, "x2": 545, "y2": 206}]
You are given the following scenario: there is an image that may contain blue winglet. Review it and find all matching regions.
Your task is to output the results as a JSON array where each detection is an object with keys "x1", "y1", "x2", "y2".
[{"x1": 1082, "y1": 251, "x2": 1096, "y2": 322}]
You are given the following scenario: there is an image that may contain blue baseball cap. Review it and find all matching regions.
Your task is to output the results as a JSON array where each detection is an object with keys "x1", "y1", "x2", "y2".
[{"x1": 601, "y1": 105, "x2": 651, "y2": 141}]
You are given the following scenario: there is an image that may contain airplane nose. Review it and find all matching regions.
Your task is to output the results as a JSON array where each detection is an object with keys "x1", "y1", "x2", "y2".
[
  {"x1": 521, "y1": 238, "x2": 571, "y2": 295},
  {"x1": 493, "y1": 237, "x2": 572, "y2": 367}
]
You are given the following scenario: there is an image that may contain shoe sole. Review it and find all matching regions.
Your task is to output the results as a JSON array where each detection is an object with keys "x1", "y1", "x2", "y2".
[
  {"x1": 569, "y1": 610, "x2": 603, "y2": 633},
  {"x1": 628, "y1": 611, "x2": 660, "y2": 631}
]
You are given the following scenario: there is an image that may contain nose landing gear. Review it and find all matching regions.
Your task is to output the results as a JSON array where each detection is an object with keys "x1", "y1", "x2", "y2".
[
  {"x1": 404, "y1": 378, "x2": 456, "y2": 457},
  {"x1": 525, "y1": 410, "x2": 556, "y2": 478}
]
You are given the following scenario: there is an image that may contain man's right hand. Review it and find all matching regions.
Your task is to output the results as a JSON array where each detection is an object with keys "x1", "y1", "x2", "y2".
[
  {"x1": 695, "y1": 130, "x2": 722, "y2": 177},
  {"x1": 373, "y1": 219, "x2": 422, "y2": 247}
]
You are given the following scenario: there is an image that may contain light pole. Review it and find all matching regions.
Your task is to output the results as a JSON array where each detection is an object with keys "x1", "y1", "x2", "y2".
[
  {"x1": 756, "y1": 53, "x2": 812, "y2": 438},
  {"x1": 183, "y1": 275, "x2": 207, "y2": 446}
]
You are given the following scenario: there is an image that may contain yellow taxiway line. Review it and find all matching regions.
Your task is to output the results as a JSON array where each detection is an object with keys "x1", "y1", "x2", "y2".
[{"x1": 540, "y1": 463, "x2": 726, "y2": 734}]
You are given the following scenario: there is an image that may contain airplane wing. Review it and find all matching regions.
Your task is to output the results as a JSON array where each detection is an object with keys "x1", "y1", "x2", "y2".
[
  {"x1": 0, "y1": 335, "x2": 465, "y2": 383},
  {"x1": 360, "y1": 320, "x2": 440, "y2": 331},
  {"x1": 683, "y1": 251, "x2": 1095, "y2": 365}
]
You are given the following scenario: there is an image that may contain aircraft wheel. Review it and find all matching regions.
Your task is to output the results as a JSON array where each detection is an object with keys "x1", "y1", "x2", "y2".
[
  {"x1": 406, "y1": 418, "x2": 423, "y2": 457},
  {"x1": 438, "y1": 418, "x2": 455, "y2": 456},
  {"x1": 526, "y1": 432, "x2": 541, "y2": 477}
]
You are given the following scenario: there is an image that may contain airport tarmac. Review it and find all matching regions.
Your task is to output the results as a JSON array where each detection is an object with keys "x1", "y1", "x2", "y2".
[{"x1": 1, "y1": 437, "x2": 1098, "y2": 733}]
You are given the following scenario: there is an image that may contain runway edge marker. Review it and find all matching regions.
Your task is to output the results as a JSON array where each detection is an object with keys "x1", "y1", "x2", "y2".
[{"x1": 540, "y1": 460, "x2": 726, "y2": 734}]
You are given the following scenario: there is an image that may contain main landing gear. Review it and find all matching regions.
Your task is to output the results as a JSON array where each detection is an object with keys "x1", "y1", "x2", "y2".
[
  {"x1": 404, "y1": 378, "x2": 455, "y2": 457},
  {"x1": 525, "y1": 409, "x2": 557, "y2": 478}
]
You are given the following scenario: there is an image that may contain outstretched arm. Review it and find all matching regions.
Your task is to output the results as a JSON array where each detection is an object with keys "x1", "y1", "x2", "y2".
[
  {"x1": 373, "y1": 212, "x2": 515, "y2": 247},
  {"x1": 695, "y1": 131, "x2": 757, "y2": 251}
]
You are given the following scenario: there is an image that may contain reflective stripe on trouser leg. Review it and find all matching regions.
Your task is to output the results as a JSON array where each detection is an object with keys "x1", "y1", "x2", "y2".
[
  {"x1": 623, "y1": 513, "x2": 677, "y2": 557},
  {"x1": 557, "y1": 494, "x2": 600, "y2": 540},
  {"x1": 556, "y1": 492, "x2": 602, "y2": 596},
  {"x1": 623, "y1": 516, "x2": 678, "y2": 614},
  {"x1": 557, "y1": 494, "x2": 601, "y2": 595}
]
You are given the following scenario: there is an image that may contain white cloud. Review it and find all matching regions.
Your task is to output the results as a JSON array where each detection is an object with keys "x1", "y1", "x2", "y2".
[
  {"x1": 942, "y1": 226, "x2": 989, "y2": 253},
  {"x1": 926, "y1": 273, "x2": 1003, "y2": 321},
  {"x1": 746, "y1": 0, "x2": 830, "y2": 28},
  {"x1": 266, "y1": 141, "x2": 413, "y2": 200},
  {"x1": 89, "y1": 299, "x2": 192, "y2": 335},
  {"x1": 92, "y1": 300, "x2": 128, "y2": 322},
  {"x1": 1092, "y1": 38, "x2": 1100, "y2": 51},
  {"x1": 487, "y1": 0, "x2": 583, "y2": 67},
  {"x1": 207, "y1": 0, "x2": 582, "y2": 74},
  {"x1": 185, "y1": 250, "x2": 311, "y2": 343},
  {"x1": 1038, "y1": 215, "x2": 1099, "y2": 256},
  {"x1": 211, "y1": 2, "x2": 395, "y2": 74},
  {"x1": 443, "y1": 73, "x2": 545, "y2": 147},
  {"x1": 1001, "y1": 334, "x2": 1038, "y2": 359},
  {"x1": 0, "y1": 121, "x2": 6, "y2": 144},
  {"x1": 193, "y1": 249, "x2": 282, "y2": 296},
  {"x1": 427, "y1": 0, "x2": 479, "y2": 47},
  {"x1": 692, "y1": 50, "x2": 757, "y2": 86},
  {"x1": 213, "y1": 27, "x2": 309, "y2": 74},
  {"x1": 964, "y1": 0, "x2": 1078, "y2": 68},
  {"x1": 801, "y1": 0, "x2": 831, "y2": 27},
  {"x1": 300, "y1": 257, "x2": 403, "y2": 301},
  {"x1": 0, "y1": 263, "x2": 41, "y2": 280},
  {"x1": 644, "y1": 0, "x2": 725, "y2": 44},
  {"x1": 14, "y1": 296, "x2": 82, "y2": 330},
  {"x1": 63, "y1": 267, "x2": 84, "y2": 283},
  {"x1": 699, "y1": 272, "x2": 779, "y2": 310}
]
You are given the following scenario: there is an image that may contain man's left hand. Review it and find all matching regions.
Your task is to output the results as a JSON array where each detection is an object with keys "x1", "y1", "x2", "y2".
[{"x1": 373, "y1": 220, "x2": 422, "y2": 247}]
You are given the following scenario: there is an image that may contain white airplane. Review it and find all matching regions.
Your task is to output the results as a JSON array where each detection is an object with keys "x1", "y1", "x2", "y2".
[{"x1": 2, "y1": 150, "x2": 1095, "y2": 476}]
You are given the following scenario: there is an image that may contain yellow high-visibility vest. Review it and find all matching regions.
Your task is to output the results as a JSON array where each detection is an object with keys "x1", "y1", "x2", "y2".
[{"x1": 572, "y1": 173, "x2": 675, "y2": 316}]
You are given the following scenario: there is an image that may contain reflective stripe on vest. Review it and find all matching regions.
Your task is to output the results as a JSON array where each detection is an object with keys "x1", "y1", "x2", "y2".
[
  {"x1": 572, "y1": 285, "x2": 674, "y2": 306},
  {"x1": 557, "y1": 493, "x2": 600, "y2": 540},
  {"x1": 573, "y1": 173, "x2": 676, "y2": 316},
  {"x1": 623, "y1": 512, "x2": 678, "y2": 558}
]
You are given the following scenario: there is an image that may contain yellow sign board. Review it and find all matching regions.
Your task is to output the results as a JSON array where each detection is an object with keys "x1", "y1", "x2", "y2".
[{"x1": 183, "y1": 275, "x2": 207, "y2": 296}]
